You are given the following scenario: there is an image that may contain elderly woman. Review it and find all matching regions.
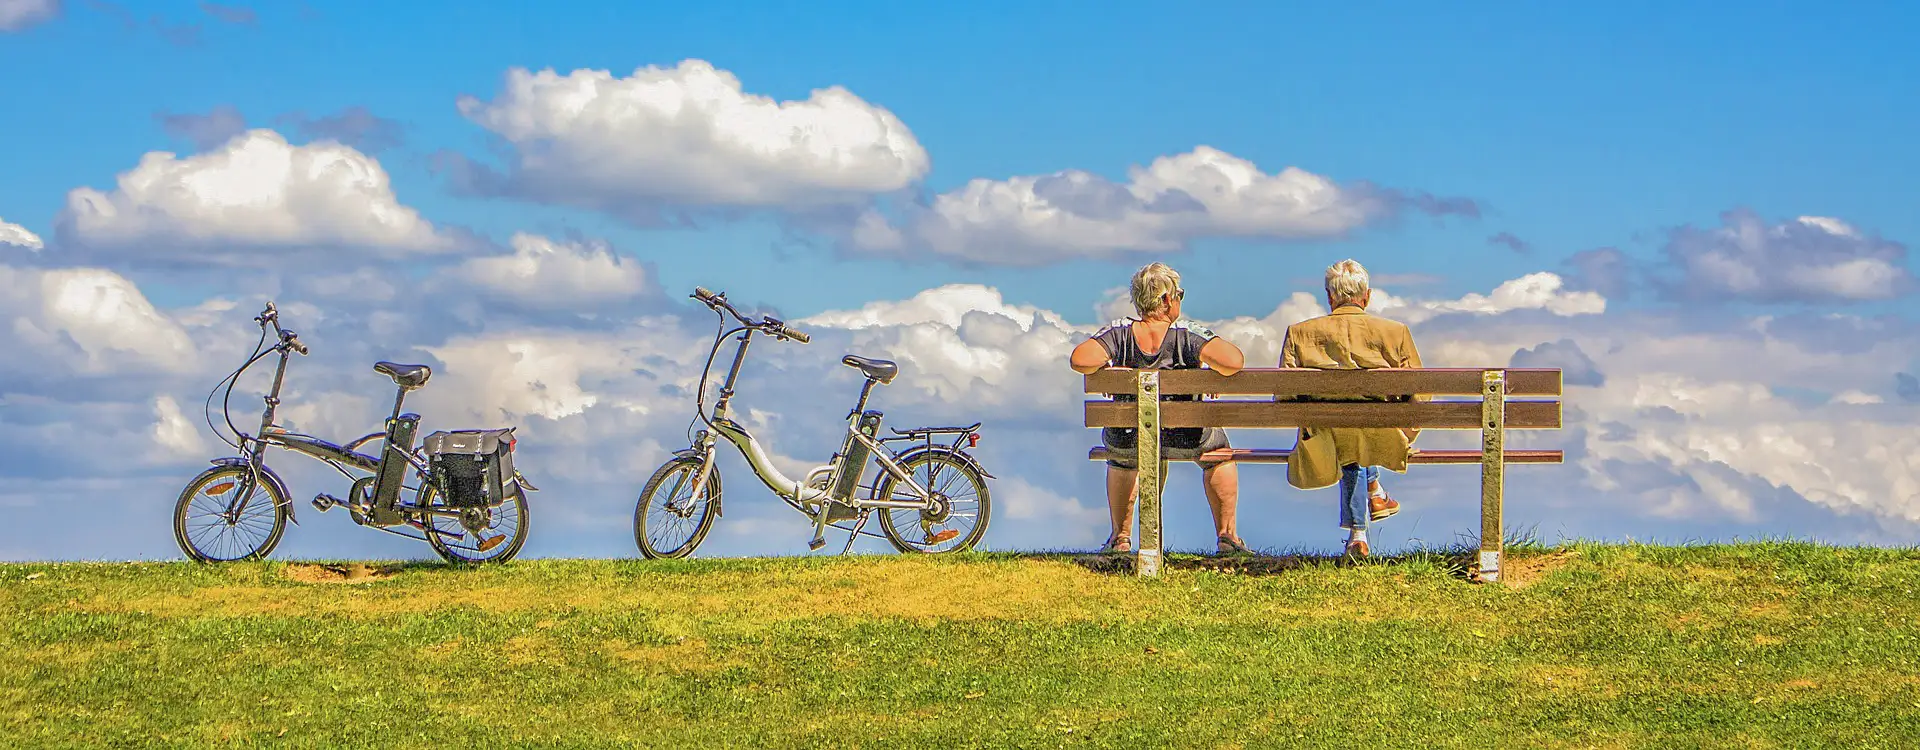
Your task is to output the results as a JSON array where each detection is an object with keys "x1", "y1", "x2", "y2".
[
  {"x1": 1070, "y1": 262, "x2": 1249, "y2": 555},
  {"x1": 1280, "y1": 259, "x2": 1424, "y2": 557}
]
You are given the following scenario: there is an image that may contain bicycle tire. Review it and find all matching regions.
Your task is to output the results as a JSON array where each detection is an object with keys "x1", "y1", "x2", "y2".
[
  {"x1": 634, "y1": 457, "x2": 720, "y2": 559},
  {"x1": 173, "y1": 464, "x2": 289, "y2": 562},
  {"x1": 422, "y1": 482, "x2": 531, "y2": 564},
  {"x1": 876, "y1": 450, "x2": 991, "y2": 554}
]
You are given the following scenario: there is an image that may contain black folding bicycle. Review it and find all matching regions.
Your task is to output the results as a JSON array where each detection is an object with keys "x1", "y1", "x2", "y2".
[{"x1": 172, "y1": 302, "x2": 539, "y2": 563}]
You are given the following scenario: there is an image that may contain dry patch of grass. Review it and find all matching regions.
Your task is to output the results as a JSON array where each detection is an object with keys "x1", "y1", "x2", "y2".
[{"x1": 283, "y1": 563, "x2": 398, "y2": 584}]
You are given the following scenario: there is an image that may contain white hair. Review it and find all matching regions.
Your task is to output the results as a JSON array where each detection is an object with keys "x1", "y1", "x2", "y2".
[
  {"x1": 1130, "y1": 262, "x2": 1182, "y2": 318},
  {"x1": 1325, "y1": 259, "x2": 1371, "y2": 305}
]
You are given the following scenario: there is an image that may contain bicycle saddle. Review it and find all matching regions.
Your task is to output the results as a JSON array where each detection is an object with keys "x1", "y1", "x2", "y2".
[
  {"x1": 374, "y1": 361, "x2": 432, "y2": 390},
  {"x1": 841, "y1": 355, "x2": 898, "y2": 385}
]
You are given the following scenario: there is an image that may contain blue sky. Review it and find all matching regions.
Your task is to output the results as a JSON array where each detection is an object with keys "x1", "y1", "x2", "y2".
[{"x1": 2, "y1": 1, "x2": 1917, "y2": 561}]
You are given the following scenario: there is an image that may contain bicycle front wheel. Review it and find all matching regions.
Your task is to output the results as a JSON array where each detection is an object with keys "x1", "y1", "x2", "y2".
[
  {"x1": 634, "y1": 457, "x2": 719, "y2": 559},
  {"x1": 876, "y1": 450, "x2": 991, "y2": 554},
  {"x1": 173, "y1": 464, "x2": 289, "y2": 562},
  {"x1": 421, "y1": 482, "x2": 530, "y2": 564}
]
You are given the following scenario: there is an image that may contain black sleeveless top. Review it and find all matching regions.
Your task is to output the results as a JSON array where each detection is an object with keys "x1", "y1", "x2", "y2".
[{"x1": 1092, "y1": 318, "x2": 1218, "y2": 447}]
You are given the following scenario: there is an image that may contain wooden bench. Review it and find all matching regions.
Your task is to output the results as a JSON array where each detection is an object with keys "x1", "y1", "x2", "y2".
[{"x1": 1083, "y1": 367, "x2": 1564, "y2": 582}]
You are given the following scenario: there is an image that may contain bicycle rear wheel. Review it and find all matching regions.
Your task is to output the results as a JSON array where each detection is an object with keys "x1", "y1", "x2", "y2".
[
  {"x1": 421, "y1": 482, "x2": 530, "y2": 564},
  {"x1": 634, "y1": 457, "x2": 720, "y2": 559},
  {"x1": 876, "y1": 450, "x2": 990, "y2": 554},
  {"x1": 173, "y1": 464, "x2": 289, "y2": 562}
]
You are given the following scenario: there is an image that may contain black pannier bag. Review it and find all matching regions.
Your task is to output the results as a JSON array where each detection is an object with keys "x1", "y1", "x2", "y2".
[{"x1": 422, "y1": 428, "x2": 517, "y2": 508}]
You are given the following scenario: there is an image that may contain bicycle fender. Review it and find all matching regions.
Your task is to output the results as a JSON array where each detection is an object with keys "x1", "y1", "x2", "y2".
[
  {"x1": 670, "y1": 447, "x2": 724, "y2": 517},
  {"x1": 892, "y1": 446, "x2": 995, "y2": 480},
  {"x1": 207, "y1": 458, "x2": 298, "y2": 525}
]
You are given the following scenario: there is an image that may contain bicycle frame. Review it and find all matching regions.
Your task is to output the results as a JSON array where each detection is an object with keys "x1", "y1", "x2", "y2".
[
  {"x1": 686, "y1": 327, "x2": 983, "y2": 518},
  {"x1": 222, "y1": 311, "x2": 504, "y2": 537}
]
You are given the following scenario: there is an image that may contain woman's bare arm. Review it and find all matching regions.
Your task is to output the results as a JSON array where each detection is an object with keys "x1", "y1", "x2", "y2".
[
  {"x1": 1199, "y1": 337, "x2": 1244, "y2": 376},
  {"x1": 1069, "y1": 338, "x2": 1111, "y2": 374}
]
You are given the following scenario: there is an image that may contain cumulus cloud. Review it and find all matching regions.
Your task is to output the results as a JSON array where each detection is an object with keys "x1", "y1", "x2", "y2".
[
  {"x1": 1561, "y1": 247, "x2": 1633, "y2": 300},
  {"x1": 0, "y1": 0, "x2": 58, "y2": 31},
  {"x1": 1510, "y1": 338, "x2": 1603, "y2": 386},
  {"x1": 846, "y1": 146, "x2": 1479, "y2": 266},
  {"x1": 798, "y1": 284, "x2": 1067, "y2": 332},
  {"x1": 150, "y1": 394, "x2": 207, "y2": 459},
  {"x1": 0, "y1": 263, "x2": 196, "y2": 374},
  {"x1": 1659, "y1": 210, "x2": 1914, "y2": 302},
  {"x1": 447, "y1": 59, "x2": 929, "y2": 218},
  {"x1": 1370, "y1": 272, "x2": 1606, "y2": 325},
  {"x1": 452, "y1": 233, "x2": 658, "y2": 312},
  {"x1": 58, "y1": 129, "x2": 452, "y2": 260},
  {"x1": 0, "y1": 217, "x2": 43, "y2": 250}
]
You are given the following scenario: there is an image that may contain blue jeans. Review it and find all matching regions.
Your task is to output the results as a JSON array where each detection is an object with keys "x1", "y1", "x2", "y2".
[{"x1": 1338, "y1": 465, "x2": 1380, "y2": 530}]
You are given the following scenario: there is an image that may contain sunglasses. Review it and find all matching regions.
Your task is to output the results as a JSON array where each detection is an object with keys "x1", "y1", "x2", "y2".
[{"x1": 1165, "y1": 289, "x2": 1185, "y2": 301}]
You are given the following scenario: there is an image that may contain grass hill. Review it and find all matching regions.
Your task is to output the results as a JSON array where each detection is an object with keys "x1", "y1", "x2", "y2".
[{"x1": 4, "y1": 543, "x2": 1919, "y2": 748}]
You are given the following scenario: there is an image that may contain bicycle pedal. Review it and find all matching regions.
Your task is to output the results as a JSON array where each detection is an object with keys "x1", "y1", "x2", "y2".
[
  {"x1": 807, "y1": 536, "x2": 827, "y2": 551},
  {"x1": 311, "y1": 494, "x2": 339, "y2": 512}
]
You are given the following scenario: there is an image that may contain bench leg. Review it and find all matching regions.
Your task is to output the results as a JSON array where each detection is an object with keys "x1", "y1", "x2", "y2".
[
  {"x1": 1136, "y1": 371, "x2": 1163, "y2": 578},
  {"x1": 1476, "y1": 370, "x2": 1506, "y2": 583}
]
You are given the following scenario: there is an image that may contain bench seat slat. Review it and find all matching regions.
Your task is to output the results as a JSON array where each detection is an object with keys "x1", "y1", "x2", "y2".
[
  {"x1": 1084, "y1": 368, "x2": 1563, "y2": 397},
  {"x1": 1084, "y1": 400, "x2": 1561, "y2": 429},
  {"x1": 1087, "y1": 447, "x2": 1564, "y2": 464}
]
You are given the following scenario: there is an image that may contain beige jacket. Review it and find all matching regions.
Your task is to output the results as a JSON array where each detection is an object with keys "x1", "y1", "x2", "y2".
[{"x1": 1279, "y1": 305, "x2": 1425, "y2": 490}]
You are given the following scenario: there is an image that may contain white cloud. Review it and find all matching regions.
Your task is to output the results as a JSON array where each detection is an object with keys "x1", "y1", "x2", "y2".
[
  {"x1": 1371, "y1": 272, "x2": 1606, "y2": 325},
  {"x1": 846, "y1": 146, "x2": 1476, "y2": 266},
  {"x1": 0, "y1": 217, "x2": 42, "y2": 251},
  {"x1": 1660, "y1": 209, "x2": 1913, "y2": 302},
  {"x1": 453, "y1": 233, "x2": 656, "y2": 310},
  {"x1": 798, "y1": 284, "x2": 1067, "y2": 332},
  {"x1": 0, "y1": 0, "x2": 57, "y2": 32},
  {"x1": 59, "y1": 129, "x2": 451, "y2": 258},
  {"x1": 1577, "y1": 371, "x2": 1920, "y2": 523},
  {"x1": 149, "y1": 395, "x2": 207, "y2": 459},
  {"x1": 453, "y1": 60, "x2": 929, "y2": 213},
  {"x1": 0, "y1": 264, "x2": 195, "y2": 374}
]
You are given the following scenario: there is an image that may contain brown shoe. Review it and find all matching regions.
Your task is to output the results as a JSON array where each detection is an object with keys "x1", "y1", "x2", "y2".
[
  {"x1": 1216, "y1": 535, "x2": 1253, "y2": 556},
  {"x1": 1101, "y1": 534, "x2": 1132, "y2": 554},
  {"x1": 1368, "y1": 495, "x2": 1400, "y2": 522},
  {"x1": 1344, "y1": 539, "x2": 1370, "y2": 558}
]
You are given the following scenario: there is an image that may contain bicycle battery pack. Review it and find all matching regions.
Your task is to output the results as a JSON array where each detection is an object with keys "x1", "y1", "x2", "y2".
[{"x1": 422, "y1": 428, "x2": 517, "y2": 508}]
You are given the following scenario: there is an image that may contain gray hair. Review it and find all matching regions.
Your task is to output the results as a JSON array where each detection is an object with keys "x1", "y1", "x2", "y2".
[
  {"x1": 1130, "y1": 262, "x2": 1182, "y2": 318},
  {"x1": 1324, "y1": 259, "x2": 1371, "y2": 305}
]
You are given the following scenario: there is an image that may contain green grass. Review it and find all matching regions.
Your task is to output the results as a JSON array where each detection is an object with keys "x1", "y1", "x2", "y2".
[{"x1": 5, "y1": 543, "x2": 1920, "y2": 748}]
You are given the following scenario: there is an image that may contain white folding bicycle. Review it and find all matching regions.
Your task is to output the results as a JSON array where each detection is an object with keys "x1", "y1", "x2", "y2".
[{"x1": 632, "y1": 287, "x2": 995, "y2": 557}]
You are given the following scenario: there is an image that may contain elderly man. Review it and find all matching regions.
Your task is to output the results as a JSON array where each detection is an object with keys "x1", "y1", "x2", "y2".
[
  {"x1": 1280, "y1": 259, "x2": 1423, "y2": 557},
  {"x1": 1070, "y1": 262, "x2": 1250, "y2": 555}
]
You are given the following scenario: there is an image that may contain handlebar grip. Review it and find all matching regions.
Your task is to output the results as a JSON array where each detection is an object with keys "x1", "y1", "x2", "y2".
[
  {"x1": 784, "y1": 327, "x2": 810, "y2": 344},
  {"x1": 693, "y1": 287, "x2": 716, "y2": 302},
  {"x1": 290, "y1": 339, "x2": 309, "y2": 355}
]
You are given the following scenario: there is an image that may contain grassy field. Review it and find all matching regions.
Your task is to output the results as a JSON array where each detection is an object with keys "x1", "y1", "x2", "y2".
[{"x1": 4, "y1": 543, "x2": 1919, "y2": 748}]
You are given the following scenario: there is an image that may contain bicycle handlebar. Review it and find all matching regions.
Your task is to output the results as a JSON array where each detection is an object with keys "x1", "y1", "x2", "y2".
[
  {"x1": 254, "y1": 301, "x2": 309, "y2": 355},
  {"x1": 690, "y1": 287, "x2": 809, "y2": 343}
]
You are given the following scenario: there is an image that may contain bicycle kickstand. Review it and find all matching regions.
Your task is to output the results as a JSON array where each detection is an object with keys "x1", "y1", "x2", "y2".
[
  {"x1": 808, "y1": 503, "x2": 831, "y2": 551},
  {"x1": 839, "y1": 511, "x2": 872, "y2": 556}
]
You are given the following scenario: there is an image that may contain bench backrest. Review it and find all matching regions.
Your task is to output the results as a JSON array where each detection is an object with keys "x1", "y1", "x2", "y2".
[{"x1": 1083, "y1": 368, "x2": 1563, "y2": 429}]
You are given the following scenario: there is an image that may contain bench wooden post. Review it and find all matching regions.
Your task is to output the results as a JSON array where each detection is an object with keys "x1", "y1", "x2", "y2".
[
  {"x1": 1476, "y1": 369, "x2": 1505, "y2": 583},
  {"x1": 1135, "y1": 370, "x2": 1163, "y2": 578}
]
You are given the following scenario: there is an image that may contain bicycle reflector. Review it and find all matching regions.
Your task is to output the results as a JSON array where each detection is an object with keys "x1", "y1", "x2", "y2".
[{"x1": 968, "y1": 433, "x2": 980, "y2": 448}]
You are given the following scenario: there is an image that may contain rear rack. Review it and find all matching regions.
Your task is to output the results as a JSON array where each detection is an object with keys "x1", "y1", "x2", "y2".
[{"x1": 888, "y1": 422, "x2": 981, "y2": 437}]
